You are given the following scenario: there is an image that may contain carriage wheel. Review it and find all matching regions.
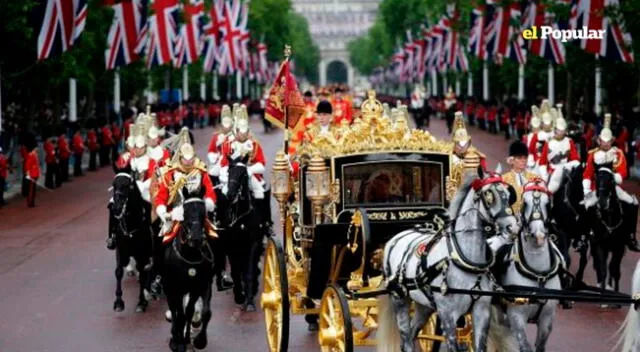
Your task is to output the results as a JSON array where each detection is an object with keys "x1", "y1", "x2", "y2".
[
  {"x1": 318, "y1": 285, "x2": 354, "y2": 352},
  {"x1": 418, "y1": 313, "x2": 443, "y2": 352},
  {"x1": 260, "y1": 236, "x2": 290, "y2": 352}
]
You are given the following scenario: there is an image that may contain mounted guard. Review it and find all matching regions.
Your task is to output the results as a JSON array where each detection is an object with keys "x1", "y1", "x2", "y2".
[
  {"x1": 528, "y1": 100, "x2": 555, "y2": 173},
  {"x1": 207, "y1": 104, "x2": 234, "y2": 184},
  {"x1": 582, "y1": 113, "x2": 640, "y2": 252},
  {"x1": 538, "y1": 107, "x2": 580, "y2": 181}
]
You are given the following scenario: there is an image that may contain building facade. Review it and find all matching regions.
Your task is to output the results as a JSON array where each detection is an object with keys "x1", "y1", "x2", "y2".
[{"x1": 292, "y1": 0, "x2": 380, "y2": 87}]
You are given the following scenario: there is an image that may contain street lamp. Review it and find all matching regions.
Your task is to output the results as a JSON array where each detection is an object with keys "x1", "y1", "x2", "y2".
[{"x1": 271, "y1": 150, "x2": 291, "y2": 219}]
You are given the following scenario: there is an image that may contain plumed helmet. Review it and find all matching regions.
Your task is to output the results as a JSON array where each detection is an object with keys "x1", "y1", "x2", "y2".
[
  {"x1": 509, "y1": 140, "x2": 529, "y2": 157},
  {"x1": 555, "y1": 117, "x2": 567, "y2": 131},
  {"x1": 316, "y1": 100, "x2": 333, "y2": 114},
  {"x1": 234, "y1": 105, "x2": 250, "y2": 134},
  {"x1": 126, "y1": 136, "x2": 135, "y2": 149},
  {"x1": 148, "y1": 125, "x2": 159, "y2": 140},
  {"x1": 599, "y1": 113, "x2": 613, "y2": 143},
  {"x1": 452, "y1": 111, "x2": 470, "y2": 146},
  {"x1": 179, "y1": 143, "x2": 195, "y2": 161},
  {"x1": 221, "y1": 105, "x2": 233, "y2": 129},
  {"x1": 530, "y1": 116, "x2": 541, "y2": 129},
  {"x1": 134, "y1": 135, "x2": 146, "y2": 149}
]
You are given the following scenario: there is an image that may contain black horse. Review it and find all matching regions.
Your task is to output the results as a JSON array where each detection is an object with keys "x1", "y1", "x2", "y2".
[
  {"x1": 587, "y1": 166, "x2": 627, "y2": 293},
  {"x1": 549, "y1": 165, "x2": 590, "y2": 285},
  {"x1": 222, "y1": 157, "x2": 263, "y2": 312},
  {"x1": 110, "y1": 170, "x2": 153, "y2": 313},
  {"x1": 163, "y1": 186, "x2": 215, "y2": 352}
]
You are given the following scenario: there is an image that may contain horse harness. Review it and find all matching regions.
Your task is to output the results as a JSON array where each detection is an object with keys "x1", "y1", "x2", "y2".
[
  {"x1": 171, "y1": 198, "x2": 214, "y2": 266},
  {"x1": 594, "y1": 167, "x2": 624, "y2": 234},
  {"x1": 113, "y1": 172, "x2": 143, "y2": 238}
]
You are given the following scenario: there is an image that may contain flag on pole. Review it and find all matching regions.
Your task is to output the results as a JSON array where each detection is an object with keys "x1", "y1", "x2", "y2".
[
  {"x1": 139, "y1": 0, "x2": 179, "y2": 68},
  {"x1": 174, "y1": 0, "x2": 205, "y2": 67},
  {"x1": 105, "y1": 0, "x2": 148, "y2": 70},
  {"x1": 484, "y1": 3, "x2": 527, "y2": 64},
  {"x1": 569, "y1": 0, "x2": 633, "y2": 63},
  {"x1": 37, "y1": 0, "x2": 88, "y2": 60},
  {"x1": 202, "y1": 0, "x2": 226, "y2": 72},
  {"x1": 264, "y1": 58, "x2": 306, "y2": 132},
  {"x1": 522, "y1": 3, "x2": 566, "y2": 65}
]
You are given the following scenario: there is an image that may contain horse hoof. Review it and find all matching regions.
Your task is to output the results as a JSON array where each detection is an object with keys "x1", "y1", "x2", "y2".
[
  {"x1": 191, "y1": 313, "x2": 202, "y2": 329},
  {"x1": 169, "y1": 338, "x2": 179, "y2": 352},
  {"x1": 136, "y1": 301, "x2": 148, "y2": 313},
  {"x1": 113, "y1": 300, "x2": 125, "y2": 312},
  {"x1": 193, "y1": 334, "x2": 208, "y2": 350}
]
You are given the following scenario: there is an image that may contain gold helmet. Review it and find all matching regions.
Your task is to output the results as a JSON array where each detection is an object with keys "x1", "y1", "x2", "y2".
[
  {"x1": 452, "y1": 111, "x2": 470, "y2": 146},
  {"x1": 599, "y1": 113, "x2": 613, "y2": 143}
]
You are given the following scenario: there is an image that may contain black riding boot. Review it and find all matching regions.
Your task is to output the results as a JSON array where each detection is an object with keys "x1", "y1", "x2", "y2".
[
  {"x1": 624, "y1": 201, "x2": 640, "y2": 252},
  {"x1": 150, "y1": 220, "x2": 165, "y2": 296},
  {"x1": 106, "y1": 203, "x2": 116, "y2": 250}
]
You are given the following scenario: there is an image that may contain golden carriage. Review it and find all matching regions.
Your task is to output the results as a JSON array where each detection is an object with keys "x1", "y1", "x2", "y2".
[{"x1": 262, "y1": 91, "x2": 476, "y2": 352}]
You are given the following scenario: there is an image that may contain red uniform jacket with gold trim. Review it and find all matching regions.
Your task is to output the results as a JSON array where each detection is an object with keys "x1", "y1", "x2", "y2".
[
  {"x1": 58, "y1": 135, "x2": 71, "y2": 159},
  {"x1": 583, "y1": 147, "x2": 627, "y2": 191}
]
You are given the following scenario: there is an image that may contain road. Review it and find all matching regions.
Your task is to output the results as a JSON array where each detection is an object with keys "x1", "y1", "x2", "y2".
[{"x1": 0, "y1": 115, "x2": 638, "y2": 352}]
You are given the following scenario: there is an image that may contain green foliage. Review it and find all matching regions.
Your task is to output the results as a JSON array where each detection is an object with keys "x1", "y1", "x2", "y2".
[{"x1": 248, "y1": 0, "x2": 320, "y2": 83}]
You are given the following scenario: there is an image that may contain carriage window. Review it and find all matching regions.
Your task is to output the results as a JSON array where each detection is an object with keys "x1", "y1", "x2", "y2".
[{"x1": 342, "y1": 162, "x2": 443, "y2": 206}]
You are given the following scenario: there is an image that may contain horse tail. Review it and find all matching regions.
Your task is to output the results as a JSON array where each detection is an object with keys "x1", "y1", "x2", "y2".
[
  {"x1": 486, "y1": 306, "x2": 518, "y2": 352},
  {"x1": 376, "y1": 294, "x2": 402, "y2": 352},
  {"x1": 613, "y1": 260, "x2": 640, "y2": 352}
]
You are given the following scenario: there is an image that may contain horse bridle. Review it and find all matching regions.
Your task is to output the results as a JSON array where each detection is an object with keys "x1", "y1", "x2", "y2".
[
  {"x1": 521, "y1": 189, "x2": 551, "y2": 243},
  {"x1": 113, "y1": 172, "x2": 134, "y2": 220},
  {"x1": 226, "y1": 163, "x2": 254, "y2": 228},
  {"x1": 595, "y1": 167, "x2": 623, "y2": 234},
  {"x1": 173, "y1": 197, "x2": 214, "y2": 265}
]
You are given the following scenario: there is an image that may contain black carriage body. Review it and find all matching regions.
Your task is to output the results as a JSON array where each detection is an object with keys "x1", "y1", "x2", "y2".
[{"x1": 302, "y1": 152, "x2": 451, "y2": 298}]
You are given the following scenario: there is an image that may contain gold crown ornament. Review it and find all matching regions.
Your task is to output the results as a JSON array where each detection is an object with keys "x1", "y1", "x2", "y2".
[{"x1": 360, "y1": 90, "x2": 383, "y2": 121}]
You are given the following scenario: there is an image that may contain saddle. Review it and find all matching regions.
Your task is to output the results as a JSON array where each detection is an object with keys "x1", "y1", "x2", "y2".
[{"x1": 162, "y1": 219, "x2": 219, "y2": 244}]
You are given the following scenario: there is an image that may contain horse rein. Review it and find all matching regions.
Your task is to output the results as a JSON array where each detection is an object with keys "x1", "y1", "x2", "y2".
[
  {"x1": 112, "y1": 172, "x2": 137, "y2": 236},
  {"x1": 595, "y1": 167, "x2": 624, "y2": 234},
  {"x1": 173, "y1": 197, "x2": 214, "y2": 265}
]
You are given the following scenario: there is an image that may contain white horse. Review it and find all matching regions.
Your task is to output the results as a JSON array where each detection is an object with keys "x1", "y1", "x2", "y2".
[
  {"x1": 378, "y1": 171, "x2": 520, "y2": 352},
  {"x1": 615, "y1": 259, "x2": 640, "y2": 352},
  {"x1": 488, "y1": 179, "x2": 564, "y2": 352}
]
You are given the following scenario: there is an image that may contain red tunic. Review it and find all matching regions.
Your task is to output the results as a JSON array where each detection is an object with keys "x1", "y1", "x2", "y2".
[
  {"x1": 583, "y1": 148, "x2": 627, "y2": 190},
  {"x1": 154, "y1": 168, "x2": 216, "y2": 210},
  {"x1": 487, "y1": 107, "x2": 497, "y2": 122},
  {"x1": 465, "y1": 102, "x2": 475, "y2": 117},
  {"x1": 115, "y1": 152, "x2": 132, "y2": 170},
  {"x1": 220, "y1": 138, "x2": 267, "y2": 181},
  {"x1": 87, "y1": 130, "x2": 99, "y2": 151},
  {"x1": 112, "y1": 124, "x2": 122, "y2": 143},
  {"x1": 538, "y1": 138, "x2": 580, "y2": 173},
  {"x1": 207, "y1": 132, "x2": 231, "y2": 154},
  {"x1": 25, "y1": 151, "x2": 40, "y2": 179},
  {"x1": 476, "y1": 106, "x2": 486, "y2": 122},
  {"x1": 615, "y1": 126, "x2": 629, "y2": 153},
  {"x1": 583, "y1": 125, "x2": 595, "y2": 151},
  {"x1": 331, "y1": 98, "x2": 353, "y2": 125},
  {"x1": 0, "y1": 153, "x2": 8, "y2": 179},
  {"x1": 73, "y1": 133, "x2": 85, "y2": 154},
  {"x1": 44, "y1": 140, "x2": 56, "y2": 164},
  {"x1": 58, "y1": 135, "x2": 71, "y2": 159},
  {"x1": 101, "y1": 126, "x2": 113, "y2": 147},
  {"x1": 515, "y1": 112, "x2": 526, "y2": 130}
]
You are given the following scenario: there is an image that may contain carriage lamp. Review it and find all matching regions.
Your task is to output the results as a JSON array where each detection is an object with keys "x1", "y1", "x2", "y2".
[
  {"x1": 306, "y1": 153, "x2": 330, "y2": 225},
  {"x1": 272, "y1": 150, "x2": 291, "y2": 219}
]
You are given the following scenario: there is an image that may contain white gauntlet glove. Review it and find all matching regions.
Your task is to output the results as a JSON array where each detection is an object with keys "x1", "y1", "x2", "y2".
[
  {"x1": 207, "y1": 152, "x2": 219, "y2": 164},
  {"x1": 156, "y1": 205, "x2": 168, "y2": 220},
  {"x1": 205, "y1": 198, "x2": 215, "y2": 213},
  {"x1": 170, "y1": 206, "x2": 184, "y2": 222}
]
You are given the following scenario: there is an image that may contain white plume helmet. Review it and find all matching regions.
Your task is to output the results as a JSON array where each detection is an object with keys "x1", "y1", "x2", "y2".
[
  {"x1": 134, "y1": 135, "x2": 146, "y2": 149},
  {"x1": 221, "y1": 105, "x2": 233, "y2": 129},
  {"x1": 599, "y1": 113, "x2": 613, "y2": 142},
  {"x1": 180, "y1": 143, "x2": 195, "y2": 161},
  {"x1": 234, "y1": 105, "x2": 250, "y2": 134},
  {"x1": 530, "y1": 116, "x2": 541, "y2": 129},
  {"x1": 126, "y1": 136, "x2": 135, "y2": 149},
  {"x1": 541, "y1": 112, "x2": 553, "y2": 127},
  {"x1": 148, "y1": 125, "x2": 159, "y2": 140},
  {"x1": 555, "y1": 117, "x2": 567, "y2": 131}
]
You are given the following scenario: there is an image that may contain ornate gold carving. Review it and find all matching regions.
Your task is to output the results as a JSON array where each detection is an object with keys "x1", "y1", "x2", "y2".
[{"x1": 297, "y1": 90, "x2": 450, "y2": 158}]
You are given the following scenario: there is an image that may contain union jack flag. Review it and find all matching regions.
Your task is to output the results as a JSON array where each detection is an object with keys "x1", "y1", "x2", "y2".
[
  {"x1": 522, "y1": 3, "x2": 566, "y2": 65},
  {"x1": 485, "y1": 3, "x2": 527, "y2": 64},
  {"x1": 391, "y1": 45, "x2": 405, "y2": 83},
  {"x1": 202, "y1": 0, "x2": 226, "y2": 72},
  {"x1": 37, "y1": 0, "x2": 88, "y2": 60},
  {"x1": 402, "y1": 31, "x2": 417, "y2": 82},
  {"x1": 430, "y1": 17, "x2": 450, "y2": 73},
  {"x1": 174, "y1": 0, "x2": 205, "y2": 67},
  {"x1": 138, "y1": 0, "x2": 179, "y2": 68},
  {"x1": 570, "y1": 0, "x2": 633, "y2": 63},
  {"x1": 468, "y1": 5, "x2": 489, "y2": 60},
  {"x1": 216, "y1": 0, "x2": 246, "y2": 75},
  {"x1": 105, "y1": 0, "x2": 148, "y2": 70}
]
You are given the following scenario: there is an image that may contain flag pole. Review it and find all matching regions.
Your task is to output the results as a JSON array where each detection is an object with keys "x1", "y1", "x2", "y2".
[{"x1": 283, "y1": 45, "x2": 292, "y2": 155}]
